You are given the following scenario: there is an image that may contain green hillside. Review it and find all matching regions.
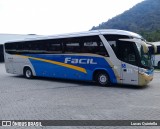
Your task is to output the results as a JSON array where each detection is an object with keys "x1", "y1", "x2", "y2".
[{"x1": 91, "y1": 0, "x2": 160, "y2": 42}]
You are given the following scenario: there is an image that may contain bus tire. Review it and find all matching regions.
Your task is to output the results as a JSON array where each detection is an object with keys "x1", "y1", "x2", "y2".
[
  {"x1": 24, "y1": 67, "x2": 33, "y2": 79},
  {"x1": 95, "y1": 71, "x2": 110, "y2": 86}
]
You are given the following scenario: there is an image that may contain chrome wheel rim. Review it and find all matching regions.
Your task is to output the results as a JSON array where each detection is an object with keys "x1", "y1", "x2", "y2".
[
  {"x1": 99, "y1": 75, "x2": 107, "y2": 84},
  {"x1": 26, "y1": 70, "x2": 32, "y2": 78}
]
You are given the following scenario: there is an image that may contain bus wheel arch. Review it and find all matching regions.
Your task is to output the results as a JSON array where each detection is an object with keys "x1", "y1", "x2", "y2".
[
  {"x1": 23, "y1": 66, "x2": 33, "y2": 79},
  {"x1": 93, "y1": 70, "x2": 110, "y2": 86}
]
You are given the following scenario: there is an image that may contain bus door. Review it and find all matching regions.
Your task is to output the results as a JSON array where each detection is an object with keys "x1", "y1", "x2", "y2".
[
  {"x1": 121, "y1": 62, "x2": 138, "y2": 85},
  {"x1": 118, "y1": 41, "x2": 139, "y2": 85}
]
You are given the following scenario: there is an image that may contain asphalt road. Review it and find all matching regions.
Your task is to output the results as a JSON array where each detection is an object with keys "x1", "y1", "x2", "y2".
[{"x1": 0, "y1": 63, "x2": 160, "y2": 129}]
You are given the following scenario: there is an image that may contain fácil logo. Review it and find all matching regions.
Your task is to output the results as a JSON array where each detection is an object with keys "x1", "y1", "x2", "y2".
[{"x1": 65, "y1": 57, "x2": 97, "y2": 64}]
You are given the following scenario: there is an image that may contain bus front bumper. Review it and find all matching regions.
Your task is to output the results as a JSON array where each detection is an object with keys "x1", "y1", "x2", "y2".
[{"x1": 138, "y1": 71, "x2": 154, "y2": 86}]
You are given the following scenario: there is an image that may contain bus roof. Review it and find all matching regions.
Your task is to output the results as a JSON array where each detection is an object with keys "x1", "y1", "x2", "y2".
[
  {"x1": 5, "y1": 29, "x2": 143, "y2": 43},
  {"x1": 151, "y1": 42, "x2": 160, "y2": 46},
  {"x1": 147, "y1": 42, "x2": 160, "y2": 54}
]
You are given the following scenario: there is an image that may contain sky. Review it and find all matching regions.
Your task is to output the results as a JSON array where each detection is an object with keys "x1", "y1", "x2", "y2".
[{"x1": 0, "y1": 0, "x2": 144, "y2": 35}]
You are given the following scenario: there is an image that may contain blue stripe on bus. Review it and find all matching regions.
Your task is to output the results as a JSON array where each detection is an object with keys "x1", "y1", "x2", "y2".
[{"x1": 24, "y1": 54, "x2": 117, "y2": 83}]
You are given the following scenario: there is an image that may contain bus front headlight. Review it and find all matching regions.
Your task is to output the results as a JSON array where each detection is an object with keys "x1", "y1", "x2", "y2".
[{"x1": 139, "y1": 68, "x2": 147, "y2": 75}]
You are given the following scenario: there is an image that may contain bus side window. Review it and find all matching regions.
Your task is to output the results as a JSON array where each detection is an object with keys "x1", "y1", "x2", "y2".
[
  {"x1": 119, "y1": 42, "x2": 137, "y2": 65},
  {"x1": 62, "y1": 37, "x2": 80, "y2": 54},
  {"x1": 5, "y1": 43, "x2": 14, "y2": 54},
  {"x1": 83, "y1": 42, "x2": 97, "y2": 53},
  {"x1": 64, "y1": 42, "x2": 80, "y2": 53},
  {"x1": 82, "y1": 36, "x2": 109, "y2": 57},
  {"x1": 99, "y1": 42, "x2": 109, "y2": 56},
  {"x1": 61, "y1": 36, "x2": 109, "y2": 56},
  {"x1": 49, "y1": 43, "x2": 62, "y2": 54}
]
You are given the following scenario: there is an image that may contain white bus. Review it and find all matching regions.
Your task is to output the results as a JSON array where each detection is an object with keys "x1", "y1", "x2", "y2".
[
  {"x1": 149, "y1": 42, "x2": 160, "y2": 68},
  {"x1": 4, "y1": 29, "x2": 154, "y2": 86}
]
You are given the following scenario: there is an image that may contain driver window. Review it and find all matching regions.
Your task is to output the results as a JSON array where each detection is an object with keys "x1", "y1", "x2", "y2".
[
  {"x1": 118, "y1": 41, "x2": 137, "y2": 65},
  {"x1": 104, "y1": 34, "x2": 138, "y2": 66}
]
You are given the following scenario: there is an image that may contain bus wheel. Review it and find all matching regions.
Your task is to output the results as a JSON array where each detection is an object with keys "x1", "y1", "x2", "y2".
[
  {"x1": 95, "y1": 72, "x2": 110, "y2": 86},
  {"x1": 24, "y1": 67, "x2": 33, "y2": 79}
]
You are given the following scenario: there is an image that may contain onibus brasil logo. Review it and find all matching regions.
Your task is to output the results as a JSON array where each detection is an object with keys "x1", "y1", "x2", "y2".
[{"x1": 1, "y1": 121, "x2": 42, "y2": 127}]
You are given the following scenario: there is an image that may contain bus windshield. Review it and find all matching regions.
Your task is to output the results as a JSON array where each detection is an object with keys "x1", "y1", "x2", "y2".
[
  {"x1": 136, "y1": 42, "x2": 153, "y2": 69},
  {"x1": 117, "y1": 37, "x2": 153, "y2": 69}
]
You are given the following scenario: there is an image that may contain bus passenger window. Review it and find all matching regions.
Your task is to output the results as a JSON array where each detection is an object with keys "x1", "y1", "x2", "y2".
[
  {"x1": 64, "y1": 43, "x2": 80, "y2": 53},
  {"x1": 49, "y1": 43, "x2": 62, "y2": 54}
]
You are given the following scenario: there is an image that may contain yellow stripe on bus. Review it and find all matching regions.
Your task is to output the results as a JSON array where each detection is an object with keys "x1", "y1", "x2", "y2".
[{"x1": 18, "y1": 55, "x2": 87, "y2": 74}]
